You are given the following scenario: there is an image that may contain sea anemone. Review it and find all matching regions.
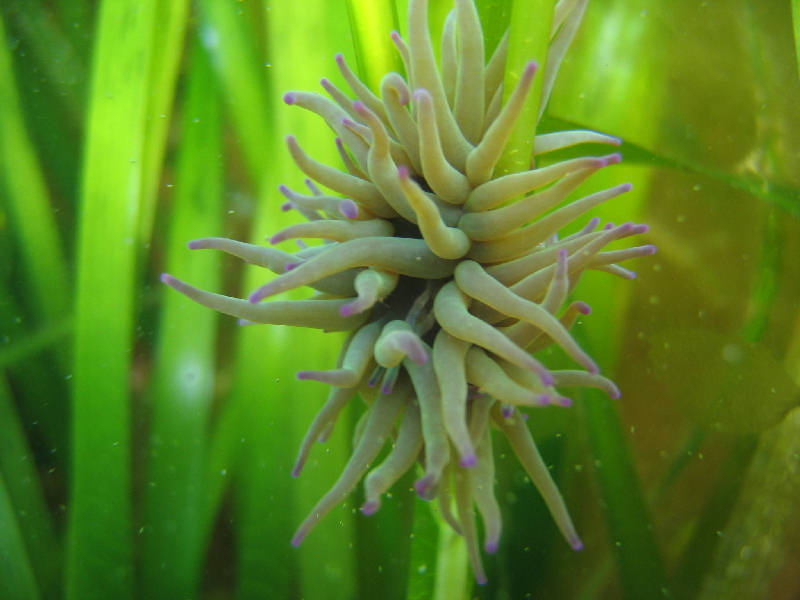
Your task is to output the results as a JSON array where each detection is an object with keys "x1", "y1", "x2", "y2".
[{"x1": 161, "y1": 0, "x2": 654, "y2": 584}]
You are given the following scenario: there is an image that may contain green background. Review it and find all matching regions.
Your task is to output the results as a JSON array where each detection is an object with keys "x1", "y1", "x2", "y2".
[{"x1": 1, "y1": 0, "x2": 799, "y2": 598}]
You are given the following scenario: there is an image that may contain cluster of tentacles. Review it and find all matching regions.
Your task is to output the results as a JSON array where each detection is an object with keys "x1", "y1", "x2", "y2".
[{"x1": 162, "y1": 0, "x2": 654, "y2": 584}]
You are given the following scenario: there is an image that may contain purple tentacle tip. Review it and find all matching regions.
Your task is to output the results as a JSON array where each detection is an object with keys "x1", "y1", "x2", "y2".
[
  {"x1": 459, "y1": 453, "x2": 477, "y2": 468},
  {"x1": 609, "y1": 383, "x2": 622, "y2": 400},
  {"x1": 524, "y1": 60, "x2": 538, "y2": 76},
  {"x1": 290, "y1": 532, "x2": 306, "y2": 548},
  {"x1": 283, "y1": 92, "x2": 296, "y2": 105},
  {"x1": 412, "y1": 88, "x2": 430, "y2": 103},
  {"x1": 249, "y1": 287, "x2": 267, "y2": 304},
  {"x1": 186, "y1": 240, "x2": 203, "y2": 250},
  {"x1": 159, "y1": 273, "x2": 175, "y2": 286},
  {"x1": 620, "y1": 182, "x2": 634, "y2": 193},
  {"x1": 569, "y1": 535, "x2": 584, "y2": 551},
  {"x1": 269, "y1": 233, "x2": 284, "y2": 245},
  {"x1": 339, "y1": 300, "x2": 363, "y2": 317},
  {"x1": 539, "y1": 370, "x2": 555, "y2": 387},
  {"x1": 397, "y1": 164, "x2": 410, "y2": 179},
  {"x1": 280, "y1": 201, "x2": 293, "y2": 212},
  {"x1": 553, "y1": 395, "x2": 573, "y2": 408},
  {"x1": 339, "y1": 199, "x2": 359, "y2": 219},
  {"x1": 501, "y1": 405, "x2": 514, "y2": 419},
  {"x1": 361, "y1": 500, "x2": 379, "y2": 516},
  {"x1": 575, "y1": 301, "x2": 592, "y2": 315},
  {"x1": 285, "y1": 262, "x2": 301, "y2": 272},
  {"x1": 476, "y1": 574, "x2": 488, "y2": 586},
  {"x1": 603, "y1": 152, "x2": 622, "y2": 166},
  {"x1": 485, "y1": 540, "x2": 499, "y2": 554},
  {"x1": 414, "y1": 475, "x2": 435, "y2": 500}
]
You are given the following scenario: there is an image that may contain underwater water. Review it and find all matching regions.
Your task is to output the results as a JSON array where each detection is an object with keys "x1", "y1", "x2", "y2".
[{"x1": 1, "y1": 0, "x2": 799, "y2": 599}]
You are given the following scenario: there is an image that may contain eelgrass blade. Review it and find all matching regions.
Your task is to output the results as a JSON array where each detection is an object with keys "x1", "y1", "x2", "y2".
[
  {"x1": 0, "y1": 471, "x2": 39, "y2": 600},
  {"x1": 432, "y1": 511, "x2": 470, "y2": 600},
  {"x1": 544, "y1": 115, "x2": 800, "y2": 220},
  {"x1": 345, "y1": 0, "x2": 403, "y2": 89},
  {"x1": 140, "y1": 38, "x2": 222, "y2": 600},
  {"x1": 475, "y1": 0, "x2": 512, "y2": 62},
  {"x1": 696, "y1": 407, "x2": 800, "y2": 600},
  {"x1": 0, "y1": 0, "x2": 86, "y2": 121},
  {"x1": 137, "y1": 0, "x2": 190, "y2": 245},
  {"x1": 67, "y1": 0, "x2": 160, "y2": 596},
  {"x1": 197, "y1": 0, "x2": 273, "y2": 186},
  {"x1": 406, "y1": 496, "x2": 441, "y2": 600},
  {"x1": 0, "y1": 1, "x2": 85, "y2": 205},
  {"x1": 792, "y1": 0, "x2": 800, "y2": 80},
  {"x1": 494, "y1": 0, "x2": 556, "y2": 176},
  {"x1": 581, "y1": 390, "x2": 668, "y2": 599},
  {"x1": 549, "y1": 5, "x2": 669, "y2": 596},
  {"x1": 193, "y1": 0, "x2": 276, "y2": 552},
  {"x1": 671, "y1": 436, "x2": 756, "y2": 600},
  {"x1": 0, "y1": 12, "x2": 70, "y2": 372},
  {"x1": 0, "y1": 376, "x2": 59, "y2": 599},
  {"x1": 0, "y1": 291, "x2": 69, "y2": 468}
]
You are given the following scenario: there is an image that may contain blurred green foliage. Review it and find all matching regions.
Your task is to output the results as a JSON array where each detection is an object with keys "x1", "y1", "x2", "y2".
[{"x1": 0, "y1": 0, "x2": 799, "y2": 599}]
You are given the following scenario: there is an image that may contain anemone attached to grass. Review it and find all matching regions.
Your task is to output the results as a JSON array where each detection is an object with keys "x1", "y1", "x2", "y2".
[{"x1": 162, "y1": 0, "x2": 655, "y2": 584}]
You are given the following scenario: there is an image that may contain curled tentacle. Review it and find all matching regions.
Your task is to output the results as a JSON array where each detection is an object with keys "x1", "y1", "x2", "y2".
[
  {"x1": 397, "y1": 166, "x2": 471, "y2": 259},
  {"x1": 296, "y1": 319, "x2": 384, "y2": 387},
  {"x1": 414, "y1": 89, "x2": 472, "y2": 204},
  {"x1": 339, "y1": 268, "x2": 399, "y2": 317},
  {"x1": 433, "y1": 282, "x2": 553, "y2": 384}
]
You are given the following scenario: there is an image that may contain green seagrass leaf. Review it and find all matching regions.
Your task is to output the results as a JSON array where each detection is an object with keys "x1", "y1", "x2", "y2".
[
  {"x1": 792, "y1": 0, "x2": 800, "y2": 80},
  {"x1": 649, "y1": 329, "x2": 800, "y2": 434}
]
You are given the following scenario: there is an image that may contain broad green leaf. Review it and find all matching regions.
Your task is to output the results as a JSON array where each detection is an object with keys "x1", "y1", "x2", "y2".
[
  {"x1": 495, "y1": 0, "x2": 556, "y2": 175},
  {"x1": 140, "y1": 38, "x2": 222, "y2": 600},
  {"x1": 137, "y1": 0, "x2": 190, "y2": 245},
  {"x1": 67, "y1": 0, "x2": 160, "y2": 596}
]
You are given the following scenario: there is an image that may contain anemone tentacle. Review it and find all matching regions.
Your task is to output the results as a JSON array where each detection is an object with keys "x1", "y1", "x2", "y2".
[{"x1": 162, "y1": 0, "x2": 654, "y2": 584}]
